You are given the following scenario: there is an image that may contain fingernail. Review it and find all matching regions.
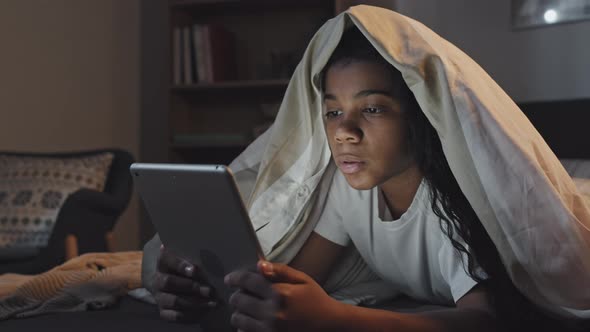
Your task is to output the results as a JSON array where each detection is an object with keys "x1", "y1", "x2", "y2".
[
  {"x1": 260, "y1": 261, "x2": 273, "y2": 274},
  {"x1": 199, "y1": 286, "x2": 211, "y2": 297},
  {"x1": 183, "y1": 265, "x2": 194, "y2": 277},
  {"x1": 207, "y1": 301, "x2": 217, "y2": 308},
  {"x1": 160, "y1": 244, "x2": 164, "y2": 249},
  {"x1": 224, "y1": 275, "x2": 230, "y2": 284}
]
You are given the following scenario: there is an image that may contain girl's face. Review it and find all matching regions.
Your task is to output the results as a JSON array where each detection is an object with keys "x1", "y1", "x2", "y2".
[{"x1": 322, "y1": 61, "x2": 416, "y2": 190}]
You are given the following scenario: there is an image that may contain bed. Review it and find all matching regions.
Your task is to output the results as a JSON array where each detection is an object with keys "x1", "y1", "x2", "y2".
[{"x1": 1, "y1": 99, "x2": 589, "y2": 331}]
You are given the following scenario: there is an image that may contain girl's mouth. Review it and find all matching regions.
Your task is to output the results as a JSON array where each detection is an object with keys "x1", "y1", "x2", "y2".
[{"x1": 338, "y1": 160, "x2": 365, "y2": 174}]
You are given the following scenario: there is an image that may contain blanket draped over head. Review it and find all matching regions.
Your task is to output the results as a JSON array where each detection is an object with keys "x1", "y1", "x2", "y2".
[{"x1": 227, "y1": 5, "x2": 590, "y2": 319}]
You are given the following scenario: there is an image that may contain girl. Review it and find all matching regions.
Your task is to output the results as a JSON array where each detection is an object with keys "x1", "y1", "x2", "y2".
[{"x1": 145, "y1": 6, "x2": 590, "y2": 332}]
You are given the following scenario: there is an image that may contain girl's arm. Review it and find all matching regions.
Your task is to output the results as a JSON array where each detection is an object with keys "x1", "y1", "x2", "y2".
[
  {"x1": 225, "y1": 233, "x2": 500, "y2": 332},
  {"x1": 332, "y1": 284, "x2": 499, "y2": 332},
  {"x1": 288, "y1": 231, "x2": 347, "y2": 285},
  {"x1": 256, "y1": 263, "x2": 498, "y2": 332}
]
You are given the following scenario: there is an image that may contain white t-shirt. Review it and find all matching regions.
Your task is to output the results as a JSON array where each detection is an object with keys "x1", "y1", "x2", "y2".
[{"x1": 315, "y1": 171, "x2": 480, "y2": 305}]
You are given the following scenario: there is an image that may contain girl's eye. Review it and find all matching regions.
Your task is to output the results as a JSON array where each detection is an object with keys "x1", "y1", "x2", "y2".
[
  {"x1": 363, "y1": 107, "x2": 385, "y2": 114},
  {"x1": 324, "y1": 110, "x2": 342, "y2": 118}
]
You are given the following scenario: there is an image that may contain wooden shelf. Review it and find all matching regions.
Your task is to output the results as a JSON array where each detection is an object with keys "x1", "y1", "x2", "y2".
[
  {"x1": 171, "y1": 79, "x2": 289, "y2": 92},
  {"x1": 170, "y1": 0, "x2": 334, "y2": 10},
  {"x1": 171, "y1": 133, "x2": 252, "y2": 148},
  {"x1": 155, "y1": 0, "x2": 339, "y2": 165},
  {"x1": 170, "y1": 0, "x2": 237, "y2": 7},
  {"x1": 139, "y1": 0, "x2": 345, "y2": 246},
  {"x1": 172, "y1": 142, "x2": 250, "y2": 149}
]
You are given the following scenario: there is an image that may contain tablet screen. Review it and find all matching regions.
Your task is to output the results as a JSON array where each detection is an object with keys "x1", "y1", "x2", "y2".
[{"x1": 131, "y1": 163, "x2": 264, "y2": 305}]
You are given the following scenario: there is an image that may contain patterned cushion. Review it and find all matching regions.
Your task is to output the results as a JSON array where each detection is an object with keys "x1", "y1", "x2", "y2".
[{"x1": 0, "y1": 153, "x2": 114, "y2": 248}]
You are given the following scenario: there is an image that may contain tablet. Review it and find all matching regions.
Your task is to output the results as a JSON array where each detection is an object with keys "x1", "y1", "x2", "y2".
[{"x1": 130, "y1": 163, "x2": 264, "y2": 313}]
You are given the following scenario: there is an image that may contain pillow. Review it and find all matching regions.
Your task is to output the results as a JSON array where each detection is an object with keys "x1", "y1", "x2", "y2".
[{"x1": 0, "y1": 153, "x2": 114, "y2": 249}]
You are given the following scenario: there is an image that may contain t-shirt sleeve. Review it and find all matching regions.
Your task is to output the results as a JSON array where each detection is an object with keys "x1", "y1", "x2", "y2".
[
  {"x1": 438, "y1": 239, "x2": 483, "y2": 303},
  {"x1": 313, "y1": 173, "x2": 351, "y2": 247}
]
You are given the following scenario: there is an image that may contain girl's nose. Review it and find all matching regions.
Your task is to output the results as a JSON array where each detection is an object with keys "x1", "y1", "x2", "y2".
[{"x1": 334, "y1": 119, "x2": 362, "y2": 143}]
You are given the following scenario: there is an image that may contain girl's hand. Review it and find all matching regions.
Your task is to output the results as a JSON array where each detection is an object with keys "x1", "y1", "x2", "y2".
[
  {"x1": 153, "y1": 245, "x2": 216, "y2": 322},
  {"x1": 224, "y1": 260, "x2": 344, "y2": 332}
]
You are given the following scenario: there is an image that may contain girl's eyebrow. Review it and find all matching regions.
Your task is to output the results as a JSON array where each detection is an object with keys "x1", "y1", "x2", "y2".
[
  {"x1": 323, "y1": 89, "x2": 392, "y2": 101},
  {"x1": 323, "y1": 93, "x2": 337, "y2": 101},
  {"x1": 354, "y1": 89, "x2": 392, "y2": 98}
]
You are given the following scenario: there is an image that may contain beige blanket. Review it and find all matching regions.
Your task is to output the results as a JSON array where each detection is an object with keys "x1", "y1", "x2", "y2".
[
  {"x1": 224, "y1": 5, "x2": 590, "y2": 318},
  {"x1": 0, "y1": 251, "x2": 142, "y2": 320}
]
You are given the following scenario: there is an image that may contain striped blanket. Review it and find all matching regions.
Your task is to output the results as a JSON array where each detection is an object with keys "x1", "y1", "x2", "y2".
[{"x1": 0, "y1": 251, "x2": 142, "y2": 320}]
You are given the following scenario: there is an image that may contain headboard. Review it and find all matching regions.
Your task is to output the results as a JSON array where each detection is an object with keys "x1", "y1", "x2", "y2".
[{"x1": 519, "y1": 99, "x2": 590, "y2": 159}]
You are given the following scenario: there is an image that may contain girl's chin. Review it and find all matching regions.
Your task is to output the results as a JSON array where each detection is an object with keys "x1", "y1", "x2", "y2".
[{"x1": 341, "y1": 172, "x2": 377, "y2": 191}]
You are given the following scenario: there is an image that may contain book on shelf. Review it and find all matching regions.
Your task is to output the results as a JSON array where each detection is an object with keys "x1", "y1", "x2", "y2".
[
  {"x1": 203, "y1": 24, "x2": 237, "y2": 82},
  {"x1": 173, "y1": 24, "x2": 237, "y2": 85},
  {"x1": 172, "y1": 27, "x2": 183, "y2": 85},
  {"x1": 182, "y1": 26, "x2": 196, "y2": 85},
  {"x1": 192, "y1": 25, "x2": 206, "y2": 83}
]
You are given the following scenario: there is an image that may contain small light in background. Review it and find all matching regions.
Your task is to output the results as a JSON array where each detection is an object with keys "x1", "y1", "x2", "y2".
[{"x1": 544, "y1": 9, "x2": 559, "y2": 23}]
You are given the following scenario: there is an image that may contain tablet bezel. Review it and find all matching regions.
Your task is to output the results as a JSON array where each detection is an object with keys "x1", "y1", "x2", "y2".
[{"x1": 131, "y1": 163, "x2": 265, "y2": 306}]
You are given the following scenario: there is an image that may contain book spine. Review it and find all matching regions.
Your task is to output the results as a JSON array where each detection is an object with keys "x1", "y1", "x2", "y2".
[
  {"x1": 182, "y1": 26, "x2": 194, "y2": 85},
  {"x1": 192, "y1": 24, "x2": 205, "y2": 83},
  {"x1": 172, "y1": 27, "x2": 182, "y2": 85},
  {"x1": 208, "y1": 25, "x2": 237, "y2": 82},
  {"x1": 202, "y1": 25, "x2": 213, "y2": 83}
]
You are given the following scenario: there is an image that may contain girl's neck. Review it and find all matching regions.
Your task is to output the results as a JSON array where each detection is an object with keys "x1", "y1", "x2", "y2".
[{"x1": 378, "y1": 166, "x2": 423, "y2": 219}]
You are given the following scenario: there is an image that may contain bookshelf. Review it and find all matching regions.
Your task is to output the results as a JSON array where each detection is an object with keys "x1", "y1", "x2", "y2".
[
  {"x1": 171, "y1": 79, "x2": 290, "y2": 91},
  {"x1": 138, "y1": 0, "x2": 390, "y2": 242},
  {"x1": 162, "y1": 0, "x2": 355, "y2": 165}
]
